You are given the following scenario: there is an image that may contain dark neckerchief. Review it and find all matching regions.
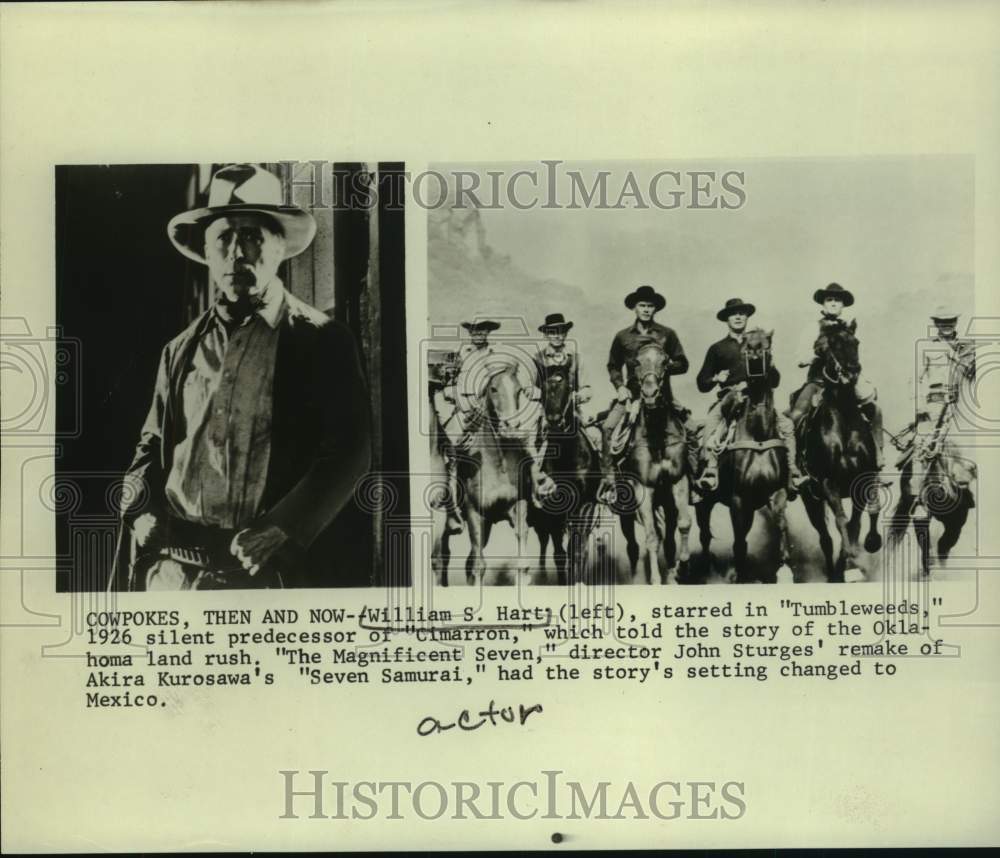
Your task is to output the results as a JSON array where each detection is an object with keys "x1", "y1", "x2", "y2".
[{"x1": 215, "y1": 293, "x2": 264, "y2": 330}]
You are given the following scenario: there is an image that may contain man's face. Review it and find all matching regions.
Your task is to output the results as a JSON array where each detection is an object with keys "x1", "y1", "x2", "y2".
[
  {"x1": 545, "y1": 330, "x2": 567, "y2": 348},
  {"x1": 727, "y1": 313, "x2": 747, "y2": 334},
  {"x1": 634, "y1": 301, "x2": 657, "y2": 323},
  {"x1": 823, "y1": 297, "x2": 844, "y2": 317},
  {"x1": 470, "y1": 330, "x2": 489, "y2": 347},
  {"x1": 204, "y1": 214, "x2": 286, "y2": 300},
  {"x1": 935, "y1": 320, "x2": 957, "y2": 339}
]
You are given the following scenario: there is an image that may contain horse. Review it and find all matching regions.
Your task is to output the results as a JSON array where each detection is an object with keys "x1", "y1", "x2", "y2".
[
  {"x1": 527, "y1": 362, "x2": 604, "y2": 585},
  {"x1": 433, "y1": 357, "x2": 550, "y2": 586},
  {"x1": 694, "y1": 328, "x2": 793, "y2": 584},
  {"x1": 616, "y1": 342, "x2": 693, "y2": 584},
  {"x1": 887, "y1": 412, "x2": 976, "y2": 578},
  {"x1": 794, "y1": 320, "x2": 883, "y2": 582}
]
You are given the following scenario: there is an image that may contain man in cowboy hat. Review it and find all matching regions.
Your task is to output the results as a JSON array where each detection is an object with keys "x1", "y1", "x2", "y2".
[
  {"x1": 907, "y1": 304, "x2": 976, "y2": 454},
  {"x1": 694, "y1": 298, "x2": 804, "y2": 493},
  {"x1": 533, "y1": 313, "x2": 592, "y2": 412},
  {"x1": 786, "y1": 282, "x2": 884, "y2": 469},
  {"x1": 110, "y1": 163, "x2": 372, "y2": 590},
  {"x1": 598, "y1": 284, "x2": 698, "y2": 499},
  {"x1": 430, "y1": 319, "x2": 501, "y2": 533}
]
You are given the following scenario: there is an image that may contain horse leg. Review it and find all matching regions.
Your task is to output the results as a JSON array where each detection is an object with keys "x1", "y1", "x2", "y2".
[
  {"x1": 465, "y1": 508, "x2": 486, "y2": 585},
  {"x1": 620, "y1": 509, "x2": 641, "y2": 580},
  {"x1": 823, "y1": 480, "x2": 863, "y2": 582},
  {"x1": 769, "y1": 488, "x2": 794, "y2": 584},
  {"x1": 937, "y1": 505, "x2": 969, "y2": 568},
  {"x1": 863, "y1": 476, "x2": 883, "y2": 554},
  {"x1": 913, "y1": 510, "x2": 932, "y2": 578},
  {"x1": 847, "y1": 491, "x2": 863, "y2": 547},
  {"x1": 433, "y1": 514, "x2": 451, "y2": 587},
  {"x1": 729, "y1": 499, "x2": 754, "y2": 584},
  {"x1": 662, "y1": 491, "x2": 678, "y2": 585},
  {"x1": 566, "y1": 515, "x2": 580, "y2": 587},
  {"x1": 672, "y1": 478, "x2": 692, "y2": 583},
  {"x1": 635, "y1": 490, "x2": 658, "y2": 584},
  {"x1": 552, "y1": 521, "x2": 568, "y2": 587},
  {"x1": 538, "y1": 526, "x2": 550, "y2": 580},
  {"x1": 513, "y1": 498, "x2": 531, "y2": 580},
  {"x1": 696, "y1": 498, "x2": 714, "y2": 580},
  {"x1": 802, "y1": 488, "x2": 837, "y2": 582}
]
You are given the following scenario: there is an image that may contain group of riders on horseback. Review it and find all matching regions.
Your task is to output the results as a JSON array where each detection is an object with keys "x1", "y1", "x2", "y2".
[{"x1": 429, "y1": 281, "x2": 976, "y2": 584}]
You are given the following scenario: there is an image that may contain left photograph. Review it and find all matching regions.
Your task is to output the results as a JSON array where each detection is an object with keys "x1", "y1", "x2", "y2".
[{"x1": 56, "y1": 162, "x2": 409, "y2": 591}]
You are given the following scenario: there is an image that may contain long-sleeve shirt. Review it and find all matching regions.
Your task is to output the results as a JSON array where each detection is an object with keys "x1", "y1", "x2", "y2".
[
  {"x1": 918, "y1": 335, "x2": 976, "y2": 405},
  {"x1": 606, "y1": 320, "x2": 688, "y2": 398},
  {"x1": 696, "y1": 334, "x2": 780, "y2": 395},
  {"x1": 533, "y1": 344, "x2": 580, "y2": 390},
  {"x1": 163, "y1": 281, "x2": 285, "y2": 529}
]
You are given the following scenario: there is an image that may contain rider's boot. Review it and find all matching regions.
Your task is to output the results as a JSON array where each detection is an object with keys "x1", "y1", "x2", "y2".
[
  {"x1": 697, "y1": 448, "x2": 719, "y2": 493},
  {"x1": 597, "y1": 423, "x2": 618, "y2": 504},
  {"x1": 684, "y1": 420, "x2": 703, "y2": 504},
  {"x1": 776, "y1": 413, "x2": 807, "y2": 496},
  {"x1": 785, "y1": 384, "x2": 813, "y2": 426},
  {"x1": 444, "y1": 456, "x2": 464, "y2": 534}
]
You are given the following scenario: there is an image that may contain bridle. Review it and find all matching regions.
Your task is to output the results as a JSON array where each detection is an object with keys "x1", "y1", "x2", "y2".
[
  {"x1": 636, "y1": 343, "x2": 668, "y2": 407},
  {"x1": 543, "y1": 371, "x2": 575, "y2": 433},
  {"x1": 820, "y1": 335, "x2": 858, "y2": 386},
  {"x1": 742, "y1": 334, "x2": 772, "y2": 381}
]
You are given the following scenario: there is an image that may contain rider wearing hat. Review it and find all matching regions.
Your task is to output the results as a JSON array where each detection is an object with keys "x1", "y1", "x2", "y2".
[
  {"x1": 786, "y1": 282, "x2": 884, "y2": 470},
  {"x1": 533, "y1": 313, "x2": 591, "y2": 411},
  {"x1": 111, "y1": 163, "x2": 372, "y2": 590},
  {"x1": 598, "y1": 285, "x2": 698, "y2": 499},
  {"x1": 694, "y1": 298, "x2": 804, "y2": 493},
  {"x1": 431, "y1": 319, "x2": 503, "y2": 533},
  {"x1": 907, "y1": 305, "x2": 976, "y2": 454}
]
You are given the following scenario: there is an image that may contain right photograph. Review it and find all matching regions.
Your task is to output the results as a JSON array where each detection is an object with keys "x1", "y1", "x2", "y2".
[{"x1": 424, "y1": 158, "x2": 979, "y2": 586}]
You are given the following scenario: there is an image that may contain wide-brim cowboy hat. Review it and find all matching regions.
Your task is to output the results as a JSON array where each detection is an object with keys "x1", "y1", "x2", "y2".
[
  {"x1": 930, "y1": 303, "x2": 960, "y2": 323},
  {"x1": 813, "y1": 282, "x2": 854, "y2": 307},
  {"x1": 167, "y1": 163, "x2": 317, "y2": 265},
  {"x1": 624, "y1": 284, "x2": 666, "y2": 311},
  {"x1": 716, "y1": 298, "x2": 756, "y2": 321},
  {"x1": 538, "y1": 312, "x2": 574, "y2": 333},
  {"x1": 461, "y1": 319, "x2": 501, "y2": 333}
]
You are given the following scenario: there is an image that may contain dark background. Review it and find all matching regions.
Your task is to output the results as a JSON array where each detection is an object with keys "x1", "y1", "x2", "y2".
[{"x1": 55, "y1": 162, "x2": 409, "y2": 591}]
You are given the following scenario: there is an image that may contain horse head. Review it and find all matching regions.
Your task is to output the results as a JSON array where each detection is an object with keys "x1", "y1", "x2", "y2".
[
  {"x1": 741, "y1": 327, "x2": 774, "y2": 386},
  {"x1": 483, "y1": 360, "x2": 541, "y2": 440},
  {"x1": 818, "y1": 320, "x2": 861, "y2": 388},
  {"x1": 541, "y1": 366, "x2": 574, "y2": 432},
  {"x1": 636, "y1": 342, "x2": 669, "y2": 408}
]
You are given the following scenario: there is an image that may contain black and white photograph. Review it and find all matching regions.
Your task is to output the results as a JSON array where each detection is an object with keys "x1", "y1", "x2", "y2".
[
  {"x1": 4, "y1": 3, "x2": 1000, "y2": 853},
  {"x1": 56, "y1": 161, "x2": 409, "y2": 591},
  {"x1": 426, "y1": 158, "x2": 979, "y2": 586}
]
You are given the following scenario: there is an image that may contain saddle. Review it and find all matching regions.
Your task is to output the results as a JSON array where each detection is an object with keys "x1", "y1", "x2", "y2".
[
  {"x1": 608, "y1": 400, "x2": 641, "y2": 460},
  {"x1": 608, "y1": 399, "x2": 691, "y2": 464},
  {"x1": 710, "y1": 393, "x2": 786, "y2": 456}
]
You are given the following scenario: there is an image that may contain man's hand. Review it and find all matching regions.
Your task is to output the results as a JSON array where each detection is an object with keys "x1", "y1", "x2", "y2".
[
  {"x1": 231, "y1": 524, "x2": 289, "y2": 576},
  {"x1": 713, "y1": 369, "x2": 731, "y2": 384},
  {"x1": 576, "y1": 385, "x2": 593, "y2": 405},
  {"x1": 616, "y1": 385, "x2": 631, "y2": 404}
]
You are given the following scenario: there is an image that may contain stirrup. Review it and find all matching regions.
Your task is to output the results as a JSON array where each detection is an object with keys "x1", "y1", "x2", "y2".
[
  {"x1": 444, "y1": 511, "x2": 464, "y2": 535},
  {"x1": 696, "y1": 467, "x2": 718, "y2": 492},
  {"x1": 597, "y1": 476, "x2": 618, "y2": 505}
]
